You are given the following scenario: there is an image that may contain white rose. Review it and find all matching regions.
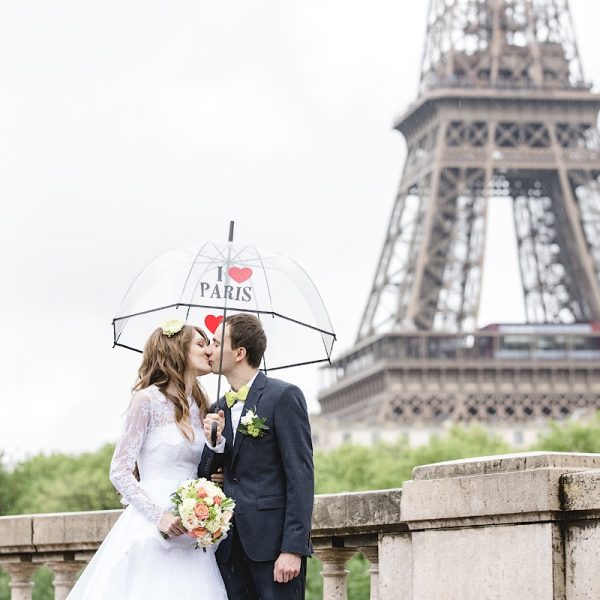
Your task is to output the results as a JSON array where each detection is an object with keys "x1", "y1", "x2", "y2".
[
  {"x1": 205, "y1": 482, "x2": 221, "y2": 496},
  {"x1": 222, "y1": 510, "x2": 233, "y2": 523},
  {"x1": 241, "y1": 411, "x2": 255, "y2": 426},
  {"x1": 184, "y1": 516, "x2": 200, "y2": 531},
  {"x1": 205, "y1": 519, "x2": 220, "y2": 533},
  {"x1": 179, "y1": 497, "x2": 197, "y2": 519}
]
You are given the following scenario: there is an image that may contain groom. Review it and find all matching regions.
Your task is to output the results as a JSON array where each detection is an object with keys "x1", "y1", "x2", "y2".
[{"x1": 198, "y1": 313, "x2": 314, "y2": 599}]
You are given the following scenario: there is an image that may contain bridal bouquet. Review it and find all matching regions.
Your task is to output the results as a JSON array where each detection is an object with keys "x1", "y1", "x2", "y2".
[{"x1": 170, "y1": 478, "x2": 235, "y2": 549}]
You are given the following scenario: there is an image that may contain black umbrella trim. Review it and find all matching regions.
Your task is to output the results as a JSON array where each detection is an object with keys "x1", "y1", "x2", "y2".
[{"x1": 112, "y1": 303, "x2": 337, "y2": 339}]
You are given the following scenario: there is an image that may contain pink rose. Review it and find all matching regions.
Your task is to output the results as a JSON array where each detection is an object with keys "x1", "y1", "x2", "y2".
[
  {"x1": 213, "y1": 496, "x2": 222, "y2": 505},
  {"x1": 194, "y1": 503, "x2": 210, "y2": 519},
  {"x1": 197, "y1": 488, "x2": 208, "y2": 499},
  {"x1": 191, "y1": 526, "x2": 207, "y2": 538}
]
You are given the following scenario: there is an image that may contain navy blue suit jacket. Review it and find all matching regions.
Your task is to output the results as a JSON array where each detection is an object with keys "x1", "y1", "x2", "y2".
[{"x1": 198, "y1": 372, "x2": 314, "y2": 563}]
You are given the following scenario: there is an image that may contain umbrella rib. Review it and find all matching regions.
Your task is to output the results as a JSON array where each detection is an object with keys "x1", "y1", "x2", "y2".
[
  {"x1": 179, "y1": 241, "x2": 214, "y2": 305},
  {"x1": 266, "y1": 310, "x2": 336, "y2": 337},
  {"x1": 114, "y1": 342, "x2": 144, "y2": 354},
  {"x1": 251, "y1": 245, "x2": 275, "y2": 311},
  {"x1": 113, "y1": 303, "x2": 184, "y2": 322},
  {"x1": 184, "y1": 249, "x2": 229, "y2": 320},
  {"x1": 260, "y1": 358, "x2": 332, "y2": 371},
  {"x1": 215, "y1": 237, "x2": 236, "y2": 402}
]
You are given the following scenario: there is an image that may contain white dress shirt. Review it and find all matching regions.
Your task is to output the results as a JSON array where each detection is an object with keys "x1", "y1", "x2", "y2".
[
  {"x1": 230, "y1": 371, "x2": 259, "y2": 443},
  {"x1": 206, "y1": 371, "x2": 258, "y2": 453}
]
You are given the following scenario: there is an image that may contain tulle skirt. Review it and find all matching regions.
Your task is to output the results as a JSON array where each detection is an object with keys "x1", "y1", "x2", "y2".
[{"x1": 66, "y1": 504, "x2": 227, "y2": 600}]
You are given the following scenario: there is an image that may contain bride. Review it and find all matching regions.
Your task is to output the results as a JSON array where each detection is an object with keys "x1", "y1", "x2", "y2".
[{"x1": 67, "y1": 319, "x2": 228, "y2": 599}]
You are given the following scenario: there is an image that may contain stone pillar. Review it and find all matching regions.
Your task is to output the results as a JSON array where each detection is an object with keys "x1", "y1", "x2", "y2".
[
  {"x1": 378, "y1": 533, "x2": 412, "y2": 600},
  {"x1": 400, "y1": 452, "x2": 600, "y2": 600},
  {"x1": 314, "y1": 548, "x2": 356, "y2": 600},
  {"x1": 3, "y1": 563, "x2": 37, "y2": 600},
  {"x1": 359, "y1": 546, "x2": 379, "y2": 600},
  {"x1": 48, "y1": 561, "x2": 86, "y2": 600}
]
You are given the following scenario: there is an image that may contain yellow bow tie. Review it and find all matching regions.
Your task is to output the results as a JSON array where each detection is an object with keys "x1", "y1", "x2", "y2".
[{"x1": 225, "y1": 385, "x2": 250, "y2": 409}]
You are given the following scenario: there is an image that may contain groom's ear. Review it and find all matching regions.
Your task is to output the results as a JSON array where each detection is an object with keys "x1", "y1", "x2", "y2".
[{"x1": 235, "y1": 346, "x2": 247, "y2": 363}]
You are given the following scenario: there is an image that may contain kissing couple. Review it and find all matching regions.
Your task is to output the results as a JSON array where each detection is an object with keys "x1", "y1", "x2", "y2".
[{"x1": 67, "y1": 313, "x2": 314, "y2": 600}]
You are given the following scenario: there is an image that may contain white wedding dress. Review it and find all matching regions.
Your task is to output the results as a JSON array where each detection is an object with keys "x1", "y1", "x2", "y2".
[{"x1": 67, "y1": 385, "x2": 228, "y2": 600}]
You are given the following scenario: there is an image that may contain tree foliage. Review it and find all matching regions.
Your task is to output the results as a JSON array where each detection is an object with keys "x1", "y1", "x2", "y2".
[
  {"x1": 315, "y1": 424, "x2": 511, "y2": 494},
  {"x1": 4, "y1": 444, "x2": 120, "y2": 515},
  {"x1": 532, "y1": 413, "x2": 600, "y2": 453}
]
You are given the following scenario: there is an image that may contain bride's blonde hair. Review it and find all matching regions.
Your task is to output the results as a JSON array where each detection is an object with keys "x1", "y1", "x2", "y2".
[{"x1": 133, "y1": 324, "x2": 209, "y2": 441}]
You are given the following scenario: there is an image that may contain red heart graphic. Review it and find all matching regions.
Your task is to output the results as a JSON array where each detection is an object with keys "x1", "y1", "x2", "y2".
[
  {"x1": 228, "y1": 266, "x2": 253, "y2": 284},
  {"x1": 204, "y1": 314, "x2": 224, "y2": 334}
]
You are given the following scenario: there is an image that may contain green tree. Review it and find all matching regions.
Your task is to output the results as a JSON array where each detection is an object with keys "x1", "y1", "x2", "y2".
[
  {"x1": 532, "y1": 412, "x2": 600, "y2": 453},
  {"x1": 315, "y1": 424, "x2": 511, "y2": 494},
  {"x1": 0, "y1": 454, "x2": 14, "y2": 516},
  {"x1": 6, "y1": 444, "x2": 120, "y2": 516}
]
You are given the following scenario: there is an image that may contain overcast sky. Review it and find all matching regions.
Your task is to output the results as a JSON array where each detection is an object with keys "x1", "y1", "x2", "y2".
[{"x1": 1, "y1": 1, "x2": 599, "y2": 461}]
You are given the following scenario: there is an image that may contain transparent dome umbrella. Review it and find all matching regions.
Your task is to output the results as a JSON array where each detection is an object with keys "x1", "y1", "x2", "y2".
[{"x1": 112, "y1": 229, "x2": 336, "y2": 379}]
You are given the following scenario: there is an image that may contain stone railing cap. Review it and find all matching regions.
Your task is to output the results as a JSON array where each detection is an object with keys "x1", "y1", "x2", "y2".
[
  {"x1": 412, "y1": 451, "x2": 600, "y2": 480},
  {"x1": 312, "y1": 489, "x2": 403, "y2": 535}
]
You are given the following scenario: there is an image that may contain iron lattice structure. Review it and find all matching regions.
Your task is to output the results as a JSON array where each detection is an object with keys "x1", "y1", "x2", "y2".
[
  {"x1": 319, "y1": 0, "x2": 600, "y2": 426},
  {"x1": 357, "y1": 0, "x2": 600, "y2": 341}
]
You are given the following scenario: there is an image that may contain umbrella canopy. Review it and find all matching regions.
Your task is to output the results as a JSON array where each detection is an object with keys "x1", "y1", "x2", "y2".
[{"x1": 112, "y1": 240, "x2": 335, "y2": 371}]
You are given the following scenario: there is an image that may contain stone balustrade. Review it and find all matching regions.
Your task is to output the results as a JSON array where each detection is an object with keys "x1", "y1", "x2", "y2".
[{"x1": 3, "y1": 452, "x2": 600, "y2": 598}]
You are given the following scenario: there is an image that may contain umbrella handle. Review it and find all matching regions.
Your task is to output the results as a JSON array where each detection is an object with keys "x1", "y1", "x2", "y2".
[{"x1": 211, "y1": 420, "x2": 218, "y2": 447}]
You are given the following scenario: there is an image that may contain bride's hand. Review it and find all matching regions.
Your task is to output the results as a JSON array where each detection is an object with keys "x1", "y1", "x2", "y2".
[{"x1": 158, "y1": 512, "x2": 186, "y2": 537}]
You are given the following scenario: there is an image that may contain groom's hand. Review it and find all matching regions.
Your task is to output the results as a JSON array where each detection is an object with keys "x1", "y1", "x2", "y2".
[
  {"x1": 203, "y1": 410, "x2": 225, "y2": 443},
  {"x1": 273, "y1": 552, "x2": 301, "y2": 583},
  {"x1": 211, "y1": 467, "x2": 224, "y2": 485}
]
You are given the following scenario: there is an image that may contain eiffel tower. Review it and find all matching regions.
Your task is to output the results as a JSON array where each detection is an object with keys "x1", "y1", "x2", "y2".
[{"x1": 318, "y1": 0, "x2": 600, "y2": 432}]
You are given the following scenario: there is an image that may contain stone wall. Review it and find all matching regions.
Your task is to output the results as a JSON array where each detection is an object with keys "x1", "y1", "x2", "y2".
[{"x1": 3, "y1": 452, "x2": 600, "y2": 599}]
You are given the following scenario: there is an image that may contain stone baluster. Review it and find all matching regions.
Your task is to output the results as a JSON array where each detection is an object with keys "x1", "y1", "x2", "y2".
[
  {"x1": 3, "y1": 562, "x2": 37, "y2": 600},
  {"x1": 314, "y1": 547, "x2": 356, "y2": 600},
  {"x1": 48, "y1": 561, "x2": 86, "y2": 600},
  {"x1": 359, "y1": 546, "x2": 379, "y2": 600}
]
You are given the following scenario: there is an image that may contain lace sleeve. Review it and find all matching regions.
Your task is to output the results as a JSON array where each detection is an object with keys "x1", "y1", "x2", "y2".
[{"x1": 109, "y1": 390, "x2": 164, "y2": 526}]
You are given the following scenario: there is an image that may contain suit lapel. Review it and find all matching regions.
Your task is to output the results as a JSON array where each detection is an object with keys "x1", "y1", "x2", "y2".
[{"x1": 231, "y1": 372, "x2": 267, "y2": 467}]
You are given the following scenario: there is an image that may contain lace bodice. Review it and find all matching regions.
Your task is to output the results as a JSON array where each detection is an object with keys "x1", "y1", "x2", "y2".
[{"x1": 109, "y1": 386, "x2": 210, "y2": 526}]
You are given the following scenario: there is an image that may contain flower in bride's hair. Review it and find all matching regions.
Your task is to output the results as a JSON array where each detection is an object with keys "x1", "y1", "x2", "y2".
[{"x1": 161, "y1": 317, "x2": 185, "y2": 337}]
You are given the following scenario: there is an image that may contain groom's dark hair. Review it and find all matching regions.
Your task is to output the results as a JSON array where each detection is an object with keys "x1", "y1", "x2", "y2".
[{"x1": 226, "y1": 314, "x2": 267, "y2": 369}]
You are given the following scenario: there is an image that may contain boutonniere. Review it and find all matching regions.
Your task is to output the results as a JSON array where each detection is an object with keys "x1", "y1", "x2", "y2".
[{"x1": 237, "y1": 407, "x2": 269, "y2": 438}]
